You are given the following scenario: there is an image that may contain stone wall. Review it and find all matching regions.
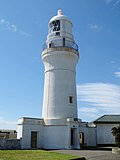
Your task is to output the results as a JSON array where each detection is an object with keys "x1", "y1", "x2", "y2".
[{"x1": 0, "y1": 139, "x2": 21, "y2": 149}]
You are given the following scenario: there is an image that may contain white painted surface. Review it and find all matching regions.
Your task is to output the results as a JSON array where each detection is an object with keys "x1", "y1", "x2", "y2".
[
  {"x1": 79, "y1": 123, "x2": 97, "y2": 147},
  {"x1": 42, "y1": 50, "x2": 78, "y2": 119},
  {"x1": 96, "y1": 123, "x2": 118, "y2": 145},
  {"x1": 17, "y1": 118, "x2": 44, "y2": 149},
  {"x1": 43, "y1": 125, "x2": 68, "y2": 149},
  {"x1": 48, "y1": 9, "x2": 73, "y2": 41}
]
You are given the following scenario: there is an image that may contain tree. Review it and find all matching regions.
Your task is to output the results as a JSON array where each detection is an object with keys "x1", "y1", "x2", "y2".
[{"x1": 111, "y1": 125, "x2": 120, "y2": 148}]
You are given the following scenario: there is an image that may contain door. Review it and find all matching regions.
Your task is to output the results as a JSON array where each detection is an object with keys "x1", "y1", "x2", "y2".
[
  {"x1": 79, "y1": 132, "x2": 84, "y2": 148},
  {"x1": 71, "y1": 128, "x2": 76, "y2": 146},
  {"x1": 31, "y1": 131, "x2": 37, "y2": 148}
]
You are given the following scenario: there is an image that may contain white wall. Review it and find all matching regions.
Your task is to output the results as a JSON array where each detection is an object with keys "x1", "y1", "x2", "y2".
[
  {"x1": 96, "y1": 124, "x2": 118, "y2": 145},
  {"x1": 43, "y1": 125, "x2": 68, "y2": 149},
  {"x1": 17, "y1": 125, "x2": 23, "y2": 139},
  {"x1": 17, "y1": 118, "x2": 44, "y2": 149},
  {"x1": 21, "y1": 124, "x2": 44, "y2": 149},
  {"x1": 42, "y1": 50, "x2": 78, "y2": 120},
  {"x1": 87, "y1": 127, "x2": 96, "y2": 146},
  {"x1": 79, "y1": 126, "x2": 96, "y2": 147}
]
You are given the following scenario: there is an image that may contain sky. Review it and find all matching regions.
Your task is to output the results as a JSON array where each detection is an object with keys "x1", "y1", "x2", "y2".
[{"x1": 0, "y1": 0, "x2": 120, "y2": 130}]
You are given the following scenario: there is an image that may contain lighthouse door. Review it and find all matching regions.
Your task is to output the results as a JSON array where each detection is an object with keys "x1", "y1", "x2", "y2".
[
  {"x1": 71, "y1": 128, "x2": 76, "y2": 148},
  {"x1": 31, "y1": 131, "x2": 37, "y2": 148}
]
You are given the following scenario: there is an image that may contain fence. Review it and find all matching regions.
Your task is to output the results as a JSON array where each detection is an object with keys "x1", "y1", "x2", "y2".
[{"x1": 42, "y1": 39, "x2": 78, "y2": 52}]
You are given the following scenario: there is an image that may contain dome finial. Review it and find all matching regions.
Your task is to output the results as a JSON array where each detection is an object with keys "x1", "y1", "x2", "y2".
[{"x1": 57, "y1": 9, "x2": 63, "y2": 15}]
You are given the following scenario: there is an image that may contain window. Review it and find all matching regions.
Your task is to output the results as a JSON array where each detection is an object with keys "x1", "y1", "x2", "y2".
[
  {"x1": 49, "y1": 20, "x2": 60, "y2": 35},
  {"x1": 55, "y1": 32, "x2": 60, "y2": 36},
  {"x1": 69, "y1": 96, "x2": 73, "y2": 104},
  {"x1": 63, "y1": 38, "x2": 65, "y2": 47}
]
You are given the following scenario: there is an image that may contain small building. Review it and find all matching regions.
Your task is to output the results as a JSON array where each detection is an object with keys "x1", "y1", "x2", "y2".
[
  {"x1": 0, "y1": 130, "x2": 20, "y2": 149},
  {"x1": 94, "y1": 115, "x2": 120, "y2": 147},
  {"x1": 0, "y1": 130, "x2": 17, "y2": 139}
]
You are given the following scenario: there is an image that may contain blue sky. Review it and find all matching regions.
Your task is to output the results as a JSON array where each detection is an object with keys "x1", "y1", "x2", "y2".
[{"x1": 0, "y1": 0, "x2": 120, "y2": 129}]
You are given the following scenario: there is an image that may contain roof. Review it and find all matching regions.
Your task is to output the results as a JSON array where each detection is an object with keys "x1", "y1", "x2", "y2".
[
  {"x1": 49, "y1": 9, "x2": 71, "y2": 24},
  {"x1": 0, "y1": 130, "x2": 17, "y2": 133},
  {"x1": 94, "y1": 115, "x2": 120, "y2": 124}
]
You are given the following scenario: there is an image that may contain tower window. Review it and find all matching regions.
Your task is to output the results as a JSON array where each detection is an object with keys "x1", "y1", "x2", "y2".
[
  {"x1": 49, "y1": 20, "x2": 60, "y2": 33},
  {"x1": 55, "y1": 32, "x2": 60, "y2": 36},
  {"x1": 69, "y1": 96, "x2": 73, "y2": 104}
]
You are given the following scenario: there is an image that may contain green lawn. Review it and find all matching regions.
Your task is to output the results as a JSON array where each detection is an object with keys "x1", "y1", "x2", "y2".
[{"x1": 0, "y1": 150, "x2": 81, "y2": 160}]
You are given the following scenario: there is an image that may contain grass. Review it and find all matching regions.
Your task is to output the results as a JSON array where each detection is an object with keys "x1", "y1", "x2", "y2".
[{"x1": 0, "y1": 150, "x2": 81, "y2": 160}]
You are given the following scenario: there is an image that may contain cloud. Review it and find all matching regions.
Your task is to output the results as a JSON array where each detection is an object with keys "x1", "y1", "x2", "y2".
[
  {"x1": 0, "y1": 17, "x2": 31, "y2": 36},
  {"x1": 105, "y1": 0, "x2": 120, "y2": 7},
  {"x1": 19, "y1": 30, "x2": 31, "y2": 36},
  {"x1": 111, "y1": 60, "x2": 115, "y2": 64},
  {"x1": 105, "y1": 0, "x2": 113, "y2": 5},
  {"x1": 0, "y1": 117, "x2": 17, "y2": 130},
  {"x1": 113, "y1": 0, "x2": 120, "y2": 7},
  {"x1": 0, "y1": 18, "x2": 5, "y2": 25},
  {"x1": 114, "y1": 72, "x2": 120, "y2": 77},
  {"x1": 88, "y1": 24, "x2": 103, "y2": 32},
  {"x1": 77, "y1": 83, "x2": 120, "y2": 121},
  {"x1": 78, "y1": 107, "x2": 100, "y2": 121},
  {"x1": 11, "y1": 24, "x2": 17, "y2": 32}
]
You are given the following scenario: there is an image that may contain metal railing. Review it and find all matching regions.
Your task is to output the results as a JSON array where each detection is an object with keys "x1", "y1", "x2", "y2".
[{"x1": 42, "y1": 39, "x2": 78, "y2": 52}]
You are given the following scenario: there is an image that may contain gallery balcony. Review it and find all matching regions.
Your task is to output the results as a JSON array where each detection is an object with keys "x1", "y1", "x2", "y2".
[{"x1": 42, "y1": 39, "x2": 79, "y2": 55}]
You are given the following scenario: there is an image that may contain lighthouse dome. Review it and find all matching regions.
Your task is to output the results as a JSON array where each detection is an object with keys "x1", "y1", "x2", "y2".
[
  {"x1": 49, "y1": 9, "x2": 71, "y2": 24},
  {"x1": 47, "y1": 9, "x2": 74, "y2": 42}
]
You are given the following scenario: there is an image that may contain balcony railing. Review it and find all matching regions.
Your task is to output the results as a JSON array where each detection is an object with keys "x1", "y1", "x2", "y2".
[{"x1": 42, "y1": 39, "x2": 78, "y2": 52}]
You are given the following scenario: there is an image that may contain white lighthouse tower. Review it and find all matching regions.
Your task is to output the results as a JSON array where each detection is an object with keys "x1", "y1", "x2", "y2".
[
  {"x1": 17, "y1": 10, "x2": 80, "y2": 150},
  {"x1": 41, "y1": 10, "x2": 80, "y2": 149},
  {"x1": 42, "y1": 9, "x2": 79, "y2": 121}
]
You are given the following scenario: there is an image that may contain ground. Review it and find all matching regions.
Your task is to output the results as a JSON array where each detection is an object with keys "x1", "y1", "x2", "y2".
[
  {"x1": 0, "y1": 150, "x2": 81, "y2": 160},
  {"x1": 0, "y1": 148, "x2": 120, "y2": 160},
  {"x1": 53, "y1": 149, "x2": 120, "y2": 160}
]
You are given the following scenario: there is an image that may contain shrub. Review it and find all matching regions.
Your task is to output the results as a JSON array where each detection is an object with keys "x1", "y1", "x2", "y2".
[{"x1": 111, "y1": 125, "x2": 120, "y2": 148}]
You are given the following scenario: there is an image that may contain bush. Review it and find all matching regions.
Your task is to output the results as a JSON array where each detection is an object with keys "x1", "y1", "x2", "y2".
[{"x1": 111, "y1": 125, "x2": 120, "y2": 148}]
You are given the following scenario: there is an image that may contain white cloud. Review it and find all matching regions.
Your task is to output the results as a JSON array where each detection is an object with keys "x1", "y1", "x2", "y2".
[
  {"x1": 105, "y1": 0, "x2": 120, "y2": 7},
  {"x1": 78, "y1": 107, "x2": 100, "y2": 120},
  {"x1": 19, "y1": 30, "x2": 31, "y2": 36},
  {"x1": 77, "y1": 83, "x2": 120, "y2": 121},
  {"x1": 0, "y1": 117, "x2": 17, "y2": 130},
  {"x1": 0, "y1": 17, "x2": 30, "y2": 36},
  {"x1": 105, "y1": 0, "x2": 113, "y2": 5},
  {"x1": 88, "y1": 24, "x2": 103, "y2": 32},
  {"x1": 111, "y1": 60, "x2": 115, "y2": 64},
  {"x1": 114, "y1": 72, "x2": 120, "y2": 77},
  {"x1": 11, "y1": 24, "x2": 17, "y2": 32},
  {"x1": 0, "y1": 18, "x2": 5, "y2": 25},
  {"x1": 113, "y1": 0, "x2": 120, "y2": 6}
]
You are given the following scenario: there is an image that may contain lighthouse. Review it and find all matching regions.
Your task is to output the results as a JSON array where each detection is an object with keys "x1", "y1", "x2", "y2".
[
  {"x1": 17, "y1": 10, "x2": 80, "y2": 149},
  {"x1": 17, "y1": 10, "x2": 112, "y2": 150},
  {"x1": 42, "y1": 9, "x2": 79, "y2": 120}
]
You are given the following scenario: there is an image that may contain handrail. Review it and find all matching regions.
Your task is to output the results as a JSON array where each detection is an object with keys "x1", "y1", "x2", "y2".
[{"x1": 42, "y1": 39, "x2": 78, "y2": 52}]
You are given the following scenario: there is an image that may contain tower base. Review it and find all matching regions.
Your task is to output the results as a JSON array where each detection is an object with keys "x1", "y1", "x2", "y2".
[{"x1": 17, "y1": 117, "x2": 80, "y2": 149}]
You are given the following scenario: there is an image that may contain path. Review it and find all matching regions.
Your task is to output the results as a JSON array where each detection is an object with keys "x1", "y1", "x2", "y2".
[{"x1": 52, "y1": 149, "x2": 120, "y2": 160}]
